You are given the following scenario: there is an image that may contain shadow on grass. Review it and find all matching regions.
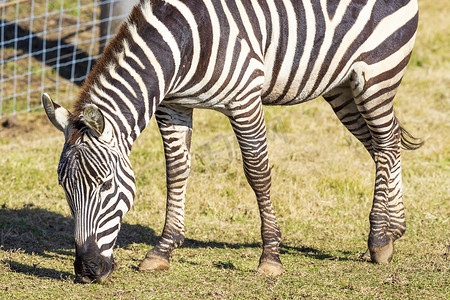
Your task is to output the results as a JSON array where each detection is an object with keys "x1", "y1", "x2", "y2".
[
  {"x1": 0, "y1": 206, "x2": 157, "y2": 281},
  {"x1": 0, "y1": 207, "x2": 159, "y2": 256},
  {"x1": 5, "y1": 260, "x2": 73, "y2": 280},
  {"x1": 183, "y1": 239, "x2": 357, "y2": 262},
  {"x1": 0, "y1": 206, "x2": 361, "y2": 280},
  {"x1": 0, "y1": 19, "x2": 94, "y2": 86},
  {"x1": 279, "y1": 244, "x2": 358, "y2": 262}
]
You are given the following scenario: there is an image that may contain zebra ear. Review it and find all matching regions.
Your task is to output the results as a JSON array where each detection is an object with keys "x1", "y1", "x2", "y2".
[
  {"x1": 42, "y1": 93, "x2": 71, "y2": 133},
  {"x1": 82, "y1": 104, "x2": 105, "y2": 137}
]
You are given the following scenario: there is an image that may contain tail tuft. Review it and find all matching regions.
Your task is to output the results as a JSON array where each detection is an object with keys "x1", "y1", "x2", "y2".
[{"x1": 398, "y1": 124, "x2": 424, "y2": 150}]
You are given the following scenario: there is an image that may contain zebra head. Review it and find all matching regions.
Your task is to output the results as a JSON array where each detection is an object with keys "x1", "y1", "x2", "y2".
[{"x1": 42, "y1": 93, "x2": 135, "y2": 283}]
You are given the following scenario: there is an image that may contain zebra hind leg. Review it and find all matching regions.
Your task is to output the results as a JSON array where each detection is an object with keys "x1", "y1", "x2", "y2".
[
  {"x1": 324, "y1": 86, "x2": 374, "y2": 157},
  {"x1": 324, "y1": 86, "x2": 375, "y2": 261},
  {"x1": 349, "y1": 64, "x2": 420, "y2": 264},
  {"x1": 228, "y1": 99, "x2": 283, "y2": 275},
  {"x1": 139, "y1": 104, "x2": 193, "y2": 271}
]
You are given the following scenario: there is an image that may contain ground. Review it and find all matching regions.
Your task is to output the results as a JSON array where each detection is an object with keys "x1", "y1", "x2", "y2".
[{"x1": 0, "y1": 1, "x2": 449, "y2": 299}]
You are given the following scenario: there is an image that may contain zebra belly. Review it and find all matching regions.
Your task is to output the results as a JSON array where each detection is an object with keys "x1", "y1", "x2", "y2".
[
  {"x1": 164, "y1": 67, "x2": 341, "y2": 110},
  {"x1": 260, "y1": 65, "x2": 346, "y2": 106}
]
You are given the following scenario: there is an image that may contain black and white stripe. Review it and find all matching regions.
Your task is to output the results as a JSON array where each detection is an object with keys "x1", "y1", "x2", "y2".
[{"x1": 43, "y1": 0, "x2": 422, "y2": 282}]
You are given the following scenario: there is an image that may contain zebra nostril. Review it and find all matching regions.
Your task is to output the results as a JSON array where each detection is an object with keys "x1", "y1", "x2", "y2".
[
  {"x1": 81, "y1": 276, "x2": 94, "y2": 284},
  {"x1": 95, "y1": 263, "x2": 104, "y2": 276},
  {"x1": 75, "y1": 274, "x2": 95, "y2": 284}
]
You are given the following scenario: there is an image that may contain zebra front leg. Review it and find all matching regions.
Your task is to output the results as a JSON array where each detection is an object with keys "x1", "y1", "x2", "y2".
[
  {"x1": 139, "y1": 105, "x2": 193, "y2": 271},
  {"x1": 229, "y1": 100, "x2": 283, "y2": 275}
]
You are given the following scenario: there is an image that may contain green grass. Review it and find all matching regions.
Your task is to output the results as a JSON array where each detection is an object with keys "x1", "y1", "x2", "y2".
[{"x1": 0, "y1": 2, "x2": 449, "y2": 299}]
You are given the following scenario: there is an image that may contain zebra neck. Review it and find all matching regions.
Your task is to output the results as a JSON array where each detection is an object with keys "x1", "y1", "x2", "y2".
[{"x1": 77, "y1": 1, "x2": 192, "y2": 152}]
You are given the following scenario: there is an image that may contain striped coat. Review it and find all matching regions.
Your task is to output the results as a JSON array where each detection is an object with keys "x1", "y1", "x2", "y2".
[{"x1": 43, "y1": 0, "x2": 421, "y2": 283}]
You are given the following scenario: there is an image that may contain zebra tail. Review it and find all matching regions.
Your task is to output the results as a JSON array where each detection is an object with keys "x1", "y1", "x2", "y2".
[{"x1": 397, "y1": 120, "x2": 424, "y2": 150}]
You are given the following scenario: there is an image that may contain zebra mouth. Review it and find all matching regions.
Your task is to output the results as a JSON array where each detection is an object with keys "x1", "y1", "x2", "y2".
[
  {"x1": 76, "y1": 270, "x2": 112, "y2": 284},
  {"x1": 74, "y1": 255, "x2": 115, "y2": 284}
]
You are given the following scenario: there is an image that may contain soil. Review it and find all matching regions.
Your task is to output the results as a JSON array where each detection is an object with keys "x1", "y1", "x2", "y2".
[{"x1": 0, "y1": 112, "x2": 57, "y2": 140}]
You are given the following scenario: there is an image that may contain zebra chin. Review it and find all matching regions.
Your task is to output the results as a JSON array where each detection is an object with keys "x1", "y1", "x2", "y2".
[{"x1": 74, "y1": 237, "x2": 115, "y2": 284}]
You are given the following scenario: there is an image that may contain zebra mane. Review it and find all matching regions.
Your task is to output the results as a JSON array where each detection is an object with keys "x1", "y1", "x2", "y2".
[
  {"x1": 67, "y1": 4, "x2": 147, "y2": 145},
  {"x1": 71, "y1": 4, "x2": 145, "y2": 125},
  {"x1": 72, "y1": 31, "x2": 128, "y2": 122}
]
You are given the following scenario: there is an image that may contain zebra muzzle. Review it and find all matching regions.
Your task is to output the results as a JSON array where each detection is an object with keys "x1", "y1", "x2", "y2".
[{"x1": 74, "y1": 238, "x2": 114, "y2": 284}]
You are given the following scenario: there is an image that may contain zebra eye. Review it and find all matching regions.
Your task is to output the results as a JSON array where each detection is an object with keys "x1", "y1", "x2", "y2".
[{"x1": 101, "y1": 179, "x2": 112, "y2": 191}]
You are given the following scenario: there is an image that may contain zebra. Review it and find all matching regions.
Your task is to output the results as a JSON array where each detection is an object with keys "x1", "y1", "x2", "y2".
[{"x1": 42, "y1": 0, "x2": 422, "y2": 283}]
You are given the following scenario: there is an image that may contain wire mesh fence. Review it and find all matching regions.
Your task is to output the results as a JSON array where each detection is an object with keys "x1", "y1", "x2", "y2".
[{"x1": 0, "y1": 0, "x2": 136, "y2": 119}]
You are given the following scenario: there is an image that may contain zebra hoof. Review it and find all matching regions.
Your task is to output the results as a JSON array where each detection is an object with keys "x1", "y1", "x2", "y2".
[
  {"x1": 361, "y1": 249, "x2": 371, "y2": 261},
  {"x1": 369, "y1": 240, "x2": 394, "y2": 264},
  {"x1": 138, "y1": 255, "x2": 170, "y2": 271},
  {"x1": 257, "y1": 260, "x2": 283, "y2": 276}
]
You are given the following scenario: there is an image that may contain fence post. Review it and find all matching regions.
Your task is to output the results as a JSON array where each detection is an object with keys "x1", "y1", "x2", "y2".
[{"x1": 99, "y1": 0, "x2": 140, "y2": 52}]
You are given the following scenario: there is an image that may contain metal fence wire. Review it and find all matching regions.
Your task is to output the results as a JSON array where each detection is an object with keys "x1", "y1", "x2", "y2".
[{"x1": 0, "y1": 0, "x2": 137, "y2": 119}]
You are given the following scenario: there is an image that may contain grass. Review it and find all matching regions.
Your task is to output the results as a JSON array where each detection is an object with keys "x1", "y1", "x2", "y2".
[{"x1": 0, "y1": 1, "x2": 449, "y2": 299}]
